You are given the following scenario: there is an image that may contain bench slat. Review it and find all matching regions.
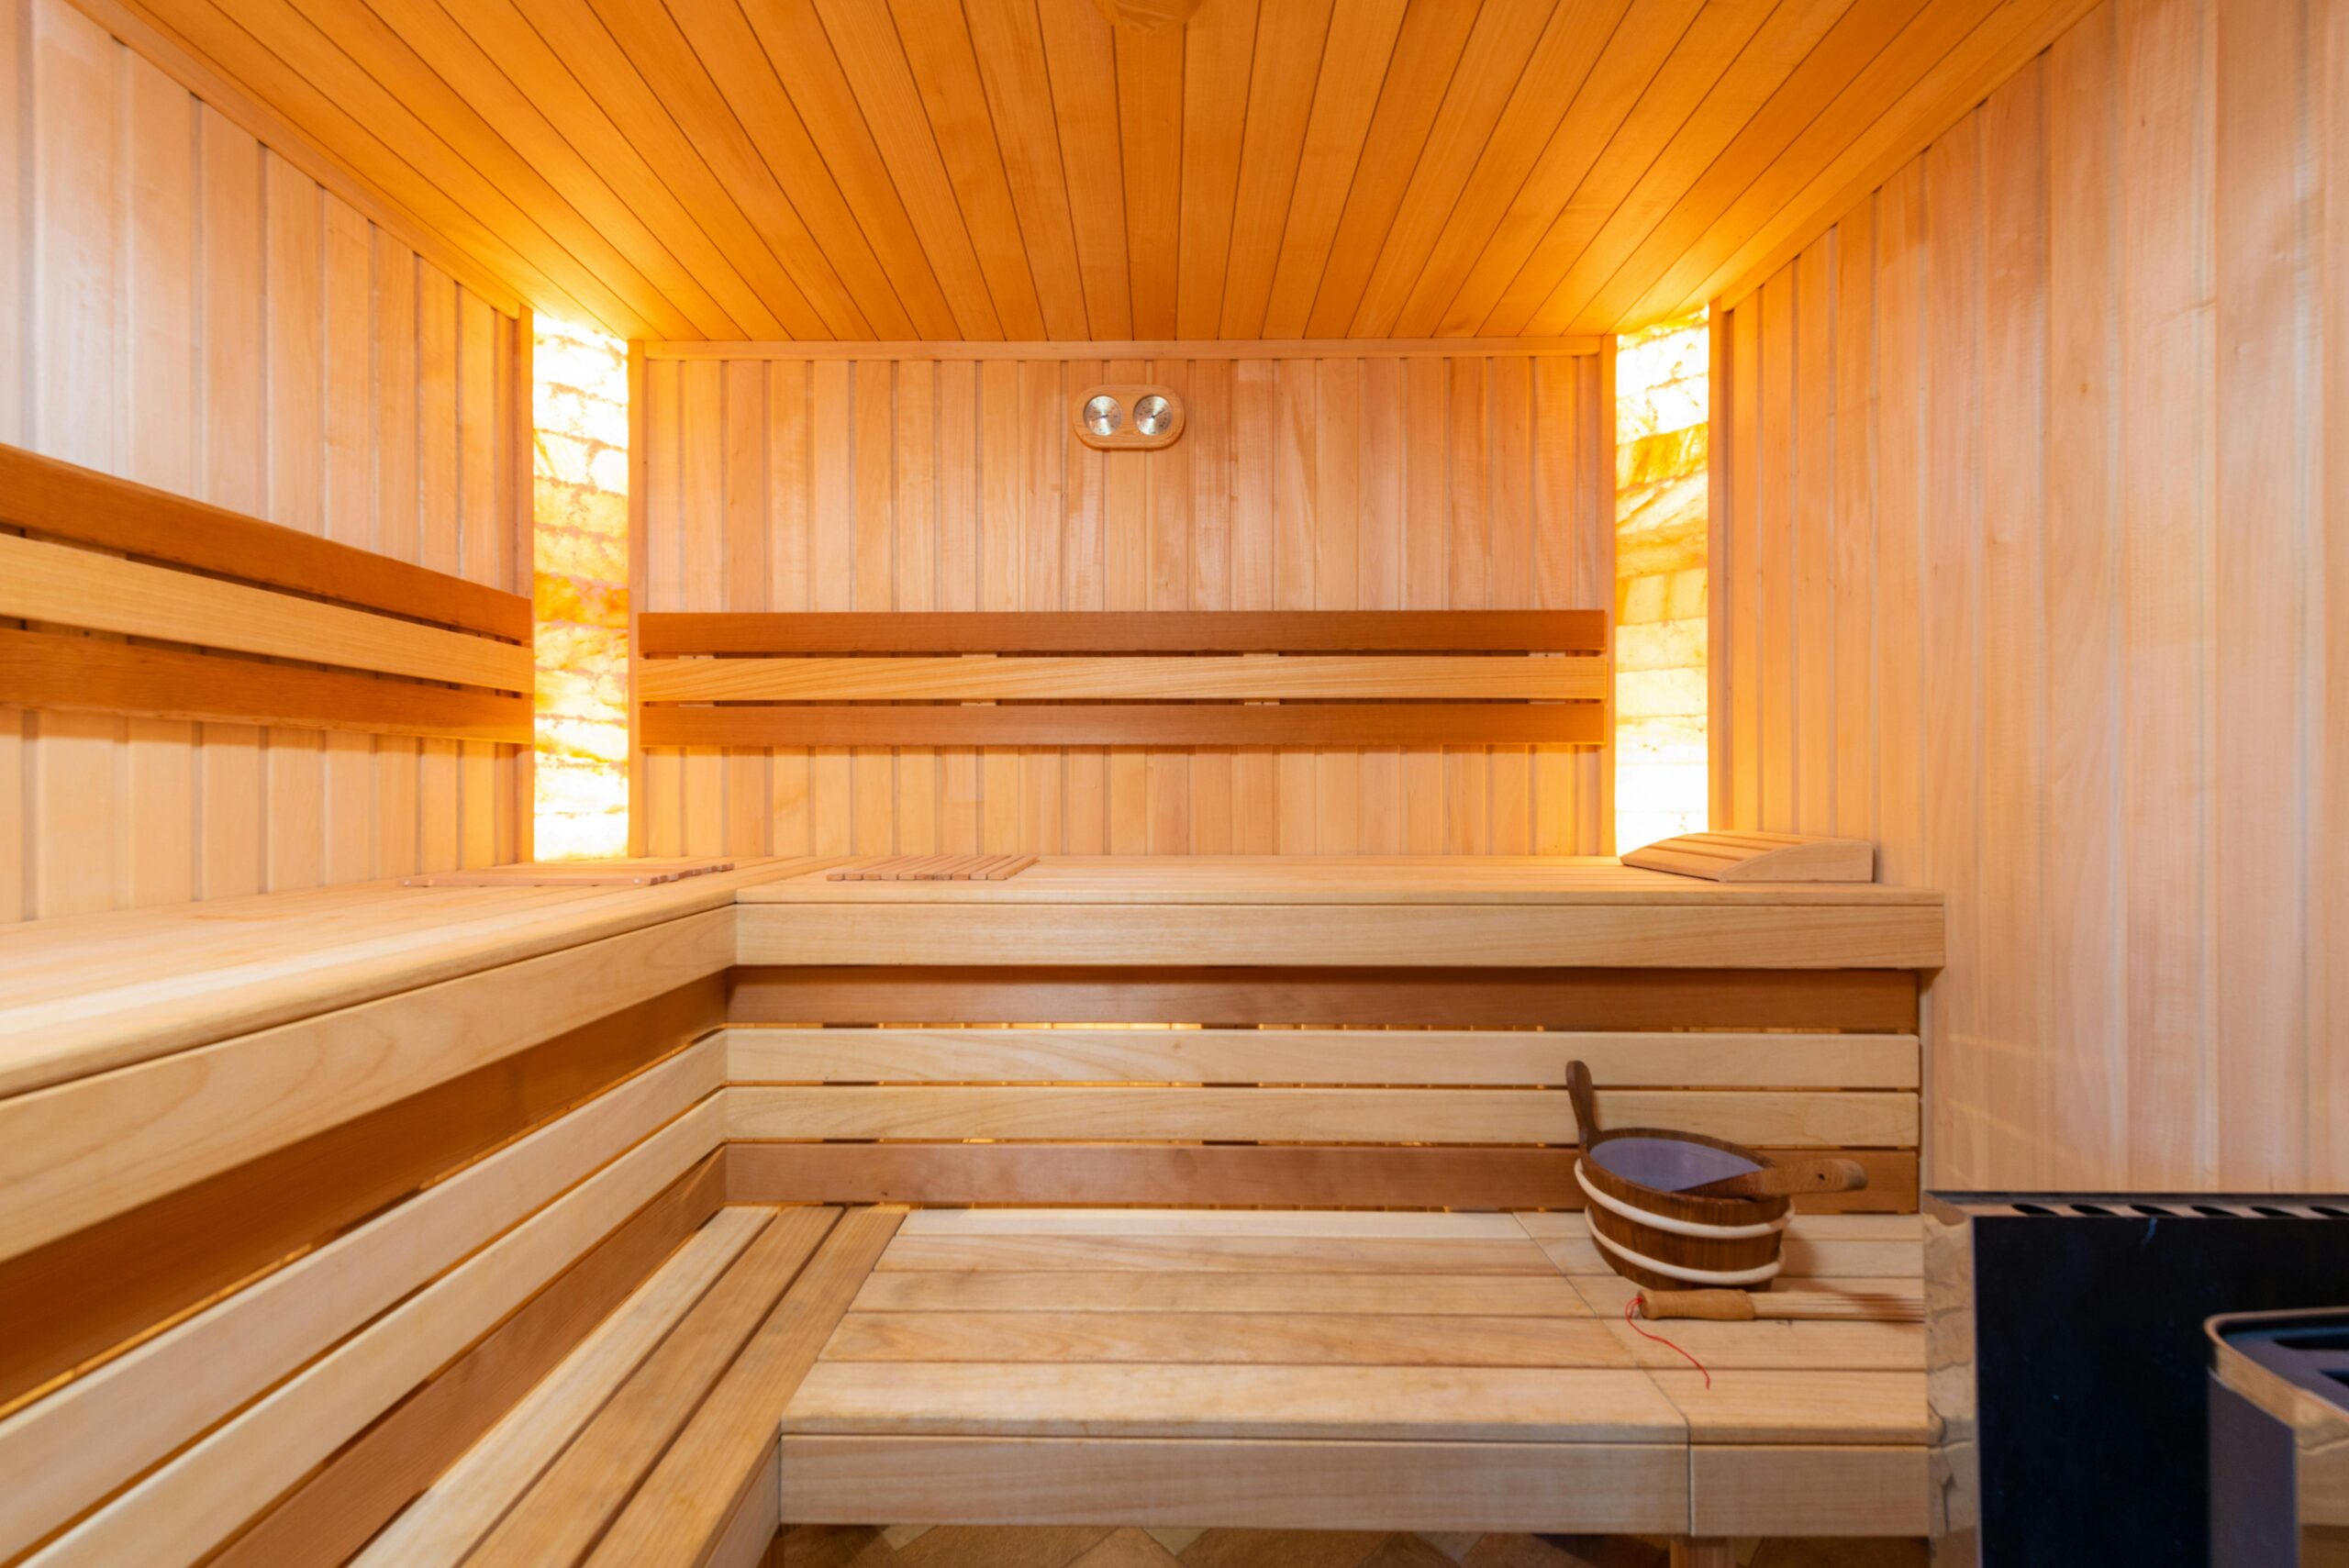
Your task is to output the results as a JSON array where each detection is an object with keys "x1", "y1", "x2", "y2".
[
  {"x1": 584, "y1": 1206, "x2": 907, "y2": 1568},
  {"x1": 463, "y1": 1207, "x2": 841, "y2": 1568},
  {"x1": 350, "y1": 1209, "x2": 768, "y2": 1567}
]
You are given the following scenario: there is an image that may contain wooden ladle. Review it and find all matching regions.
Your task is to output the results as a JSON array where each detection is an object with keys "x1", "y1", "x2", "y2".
[{"x1": 1682, "y1": 1156, "x2": 1869, "y2": 1199}]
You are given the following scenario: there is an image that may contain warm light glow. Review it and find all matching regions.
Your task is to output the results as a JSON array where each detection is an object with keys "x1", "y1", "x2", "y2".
[
  {"x1": 531, "y1": 320, "x2": 630, "y2": 859},
  {"x1": 1614, "y1": 314, "x2": 1709, "y2": 852}
]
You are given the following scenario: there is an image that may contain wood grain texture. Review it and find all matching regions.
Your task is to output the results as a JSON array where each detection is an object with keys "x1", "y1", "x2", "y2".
[
  {"x1": 1621, "y1": 831, "x2": 1876, "y2": 883},
  {"x1": 722, "y1": 1084, "x2": 1915, "y2": 1149},
  {"x1": 347, "y1": 1207, "x2": 770, "y2": 1568},
  {"x1": 727, "y1": 964, "x2": 1920, "y2": 1031},
  {"x1": 0, "y1": 627, "x2": 532, "y2": 742},
  {"x1": 640, "y1": 652, "x2": 1603, "y2": 703},
  {"x1": 725, "y1": 1142, "x2": 1920, "y2": 1214},
  {"x1": 0, "y1": 531, "x2": 529, "y2": 689},
  {"x1": 113, "y1": 0, "x2": 2086, "y2": 341},
  {"x1": 1710, "y1": 0, "x2": 2346, "y2": 1193},
  {"x1": 584, "y1": 1207, "x2": 906, "y2": 1567},
  {"x1": 722, "y1": 1024, "x2": 1920, "y2": 1087},
  {"x1": 461, "y1": 1206, "x2": 841, "y2": 1568},
  {"x1": 0, "y1": 976, "x2": 719, "y2": 1411},
  {"x1": 0, "y1": 10, "x2": 524, "y2": 921},
  {"x1": 0, "y1": 862, "x2": 795, "y2": 1094},
  {"x1": 25, "y1": 1098, "x2": 720, "y2": 1567},
  {"x1": 204, "y1": 1156, "x2": 728, "y2": 1568},
  {"x1": 635, "y1": 350, "x2": 1613, "y2": 857},
  {"x1": 0, "y1": 440, "x2": 529, "y2": 637},
  {"x1": 0, "y1": 1046, "x2": 723, "y2": 1562},
  {"x1": 641, "y1": 609, "x2": 1609, "y2": 654},
  {"x1": 643, "y1": 703, "x2": 1607, "y2": 750},
  {"x1": 775, "y1": 1435, "x2": 1687, "y2": 1532},
  {"x1": 0, "y1": 907, "x2": 735, "y2": 1262},
  {"x1": 733, "y1": 900, "x2": 1943, "y2": 969}
]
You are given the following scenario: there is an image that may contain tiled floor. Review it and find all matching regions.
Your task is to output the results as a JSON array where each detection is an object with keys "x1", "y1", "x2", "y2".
[{"x1": 768, "y1": 1527, "x2": 1927, "y2": 1568}]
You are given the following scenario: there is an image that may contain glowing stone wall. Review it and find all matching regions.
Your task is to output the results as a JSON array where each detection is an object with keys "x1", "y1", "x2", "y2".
[
  {"x1": 1613, "y1": 316, "x2": 1709, "y2": 851},
  {"x1": 531, "y1": 321, "x2": 629, "y2": 860}
]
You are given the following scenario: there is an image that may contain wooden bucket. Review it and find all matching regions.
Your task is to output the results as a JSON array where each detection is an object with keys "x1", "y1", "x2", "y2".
[{"x1": 1566, "y1": 1061, "x2": 1791, "y2": 1292}]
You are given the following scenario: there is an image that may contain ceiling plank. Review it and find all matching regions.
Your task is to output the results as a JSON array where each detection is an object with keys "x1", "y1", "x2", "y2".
[
  {"x1": 1529, "y1": 0, "x2": 1865, "y2": 335},
  {"x1": 1308, "y1": 0, "x2": 1558, "y2": 338},
  {"x1": 507, "y1": 0, "x2": 845, "y2": 336},
  {"x1": 648, "y1": 0, "x2": 930, "y2": 336},
  {"x1": 1173, "y1": 0, "x2": 1258, "y2": 339},
  {"x1": 1579, "y1": 0, "x2": 1947, "y2": 333},
  {"x1": 754, "y1": 0, "x2": 999, "y2": 338},
  {"x1": 1114, "y1": 18, "x2": 1184, "y2": 338},
  {"x1": 346, "y1": 0, "x2": 760, "y2": 339},
  {"x1": 1427, "y1": 0, "x2": 1704, "y2": 339},
  {"x1": 575, "y1": 0, "x2": 880, "y2": 337},
  {"x1": 151, "y1": 0, "x2": 662, "y2": 336},
  {"x1": 1478, "y1": 0, "x2": 1790, "y2": 338},
  {"x1": 1659, "y1": 0, "x2": 2095, "y2": 323},
  {"x1": 944, "y1": 0, "x2": 1090, "y2": 339},
  {"x1": 1367, "y1": 0, "x2": 1632, "y2": 339},
  {"x1": 812, "y1": 0, "x2": 1033, "y2": 339},
  {"x1": 1248, "y1": 0, "x2": 1409, "y2": 339},
  {"x1": 117, "y1": 0, "x2": 2096, "y2": 339},
  {"x1": 429, "y1": 0, "x2": 803, "y2": 337},
  {"x1": 1206, "y1": 0, "x2": 1328, "y2": 339},
  {"x1": 1032, "y1": 0, "x2": 1130, "y2": 337},
  {"x1": 263, "y1": 0, "x2": 714, "y2": 337}
]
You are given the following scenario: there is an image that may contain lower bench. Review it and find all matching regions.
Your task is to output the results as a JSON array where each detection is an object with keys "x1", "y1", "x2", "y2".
[
  {"x1": 357, "y1": 1205, "x2": 1925, "y2": 1564},
  {"x1": 350, "y1": 1204, "x2": 901, "y2": 1568},
  {"x1": 777, "y1": 1207, "x2": 1928, "y2": 1541}
]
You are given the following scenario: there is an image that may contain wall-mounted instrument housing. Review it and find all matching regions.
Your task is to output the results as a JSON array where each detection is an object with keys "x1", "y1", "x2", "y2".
[{"x1": 1072, "y1": 384, "x2": 1186, "y2": 450}]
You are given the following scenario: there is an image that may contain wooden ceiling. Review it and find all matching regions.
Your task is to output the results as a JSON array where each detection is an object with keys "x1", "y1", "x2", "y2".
[{"x1": 115, "y1": 0, "x2": 2093, "y2": 342}]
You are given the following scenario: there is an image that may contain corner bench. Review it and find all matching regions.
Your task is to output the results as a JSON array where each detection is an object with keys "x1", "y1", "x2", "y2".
[{"x1": 0, "y1": 854, "x2": 1937, "y2": 1566}]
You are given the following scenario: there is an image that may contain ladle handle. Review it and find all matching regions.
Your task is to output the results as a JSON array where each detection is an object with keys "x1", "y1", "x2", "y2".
[
  {"x1": 1565, "y1": 1060, "x2": 1602, "y2": 1146},
  {"x1": 1685, "y1": 1157, "x2": 1869, "y2": 1198}
]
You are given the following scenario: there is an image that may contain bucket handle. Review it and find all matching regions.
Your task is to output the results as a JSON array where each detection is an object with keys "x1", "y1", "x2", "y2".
[{"x1": 1566, "y1": 1059, "x2": 1602, "y2": 1147}]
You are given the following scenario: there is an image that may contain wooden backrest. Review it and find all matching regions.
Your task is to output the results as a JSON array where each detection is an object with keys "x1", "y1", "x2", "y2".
[
  {"x1": 723, "y1": 965, "x2": 1921, "y2": 1212},
  {"x1": 636, "y1": 608, "x2": 1608, "y2": 748},
  {"x1": 0, "y1": 442, "x2": 532, "y2": 743}
]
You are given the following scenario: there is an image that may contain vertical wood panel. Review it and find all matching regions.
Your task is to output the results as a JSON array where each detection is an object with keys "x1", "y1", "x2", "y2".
[
  {"x1": 640, "y1": 347, "x2": 1614, "y2": 861},
  {"x1": 0, "y1": 9, "x2": 528, "y2": 920},
  {"x1": 2038, "y1": 5, "x2": 2123, "y2": 1187},
  {"x1": 1976, "y1": 61, "x2": 2048, "y2": 1184},
  {"x1": 1711, "y1": 0, "x2": 2339, "y2": 1192},
  {"x1": 2210, "y1": 0, "x2": 2310, "y2": 1189},
  {"x1": 2311, "y1": 0, "x2": 2347, "y2": 1186},
  {"x1": 2114, "y1": 0, "x2": 2213, "y2": 1186}
]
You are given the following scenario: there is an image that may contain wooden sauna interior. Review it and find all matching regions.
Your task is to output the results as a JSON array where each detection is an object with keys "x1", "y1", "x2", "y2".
[{"x1": 0, "y1": 0, "x2": 2340, "y2": 1563}]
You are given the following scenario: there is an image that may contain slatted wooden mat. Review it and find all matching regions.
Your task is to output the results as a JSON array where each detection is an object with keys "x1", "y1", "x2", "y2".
[{"x1": 826, "y1": 856, "x2": 1038, "y2": 883}]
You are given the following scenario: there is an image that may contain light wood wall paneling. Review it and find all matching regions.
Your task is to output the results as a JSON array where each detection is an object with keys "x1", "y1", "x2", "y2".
[
  {"x1": 0, "y1": 0, "x2": 527, "y2": 921},
  {"x1": 1709, "y1": 0, "x2": 2346, "y2": 1193},
  {"x1": 636, "y1": 348, "x2": 1613, "y2": 857}
]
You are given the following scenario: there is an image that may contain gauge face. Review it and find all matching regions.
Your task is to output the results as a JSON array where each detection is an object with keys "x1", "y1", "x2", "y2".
[
  {"x1": 1131, "y1": 394, "x2": 1172, "y2": 436},
  {"x1": 1082, "y1": 395, "x2": 1123, "y2": 437}
]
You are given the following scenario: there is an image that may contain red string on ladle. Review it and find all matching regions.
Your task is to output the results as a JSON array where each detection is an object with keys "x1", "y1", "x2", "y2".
[{"x1": 1625, "y1": 1295, "x2": 1711, "y2": 1389}]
